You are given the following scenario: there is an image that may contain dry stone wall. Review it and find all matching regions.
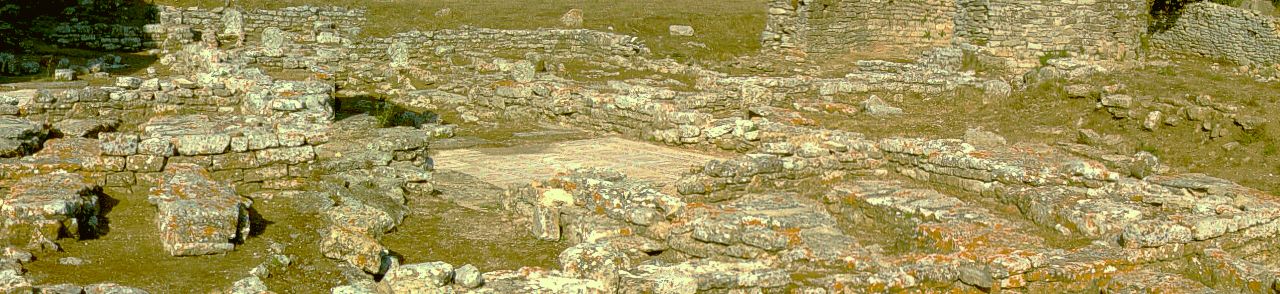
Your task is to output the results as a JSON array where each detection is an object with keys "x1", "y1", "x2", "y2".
[
  {"x1": 952, "y1": 0, "x2": 1147, "y2": 68},
  {"x1": 157, "y1": 6, "x2": 367, "y2": 42},
  {"x1": 762, "y1": 0, "x2": 957, "y2": 59},
  {"x1": 1150, "y1": 2, "x2": 1280, "y2": 67},
  {"x1": 764, "y1": 0, "x2": 1146, "y2": 68}
]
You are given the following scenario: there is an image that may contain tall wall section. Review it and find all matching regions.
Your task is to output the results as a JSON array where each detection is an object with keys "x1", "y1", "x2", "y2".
[
  {"x1": 763, "y1": 0, "x2": 956, "y2": 60},
  {"x1": 953, "y1": 0, "x2": 1147, "y2": 68},
  {"x1": 1149, "y1": 2, "x2": 1280, "y2": 67},
  {"x1": 763, "y1": 0, "x2": 1147, "y2": 69}
]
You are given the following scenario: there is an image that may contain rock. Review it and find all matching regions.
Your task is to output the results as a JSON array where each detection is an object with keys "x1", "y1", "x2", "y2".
[
  {"x1": 956, "y1": 265, "x2": 994, "y2": 289},
  {"x1": 261, "y1": 27, "x2": 287, "y2": 49},
  {"x1": 53, "y1": 119, "x2": 119, "y2": 138},
  {"x1": 1235, "y1": 115, "x2": 1268, "y2": 131},
  {"x1": 115, "y1": 77, "x2": 143, "y2": 89},
  {"x1": 559, "y1": 242, "x2": 631, "y2": 290},
  {"x1": 560, "y1": 9, "x2": 584, "y2": 28},
  {"x1": 0, "y1": 116, "x2": 48, "y2": 158},
  {"x1": 222, "y1": 9, "x2": 245, "y2": 37},
  {"x1": 34, "y1": 284, "x2": 83, "y2": 294},
  {"x1": 82, "y1": 283, "x2": 149, "y2": 294},
  {"x1": 1222, "y1": 141, "x2": 1242, "y2": 151},
  {"x1": 382, "y1": 261, "x2": 454, "y2": 293},
  {"x1": 512, "y1": 60, "x2": 536, "y2": 83},
  {"x1": 1101, "y1": 94, "x2": 1133, "y2": 108},
  {"x1": 1130, "y1": 151, "x2": 1159, "y2": 178},
  {"x1": 53, "y1": 69, "x2": 75, "y2": 81},
  {"x1": 981, "y1": 79, "x2": 1011, "y2": 99},
  {"x1": 1063, "y1": 84, "x2": 1097, "y2": 99},
  {"x1": 98, "y1": 133, "x2": 139, "y2": 156},
  {"x1": 433, "y1": 7, "x2": 452, "y2": 17},
  {"x1": 1121, "y1": 220, "x2": 1192, "y2": 248},
  {"x1": 622, "y1": 260, "x2": 786, "y2": 292},
  {"x1": 861, "y1": 95, "x2": 903, "y2": 116},
  {"x1": 963, "y1": 128, "x2": 1007, "y2": 147},
  {"x1": 174, "y1": 134, "x2": 230, "y2": 156},
  {"x1": 669, "y1": 25, "x2": 695, "y2": 36},
  {"x1": 57, "y1": 257, "x2": 87, "y2": 266},
  {"x1": 1, "y1": 173, "x2": 101, "y2": 251},
  {"x1": 0, "y1": 265, "x2": 29, "y2": 292},
  {"x1": 147, "y1": 164, "x2": 251, "y2": 256},
  {"x1": 388, "y1": 42, "x2": 410, "y2": 68},
  {"x1": 319, "y1": 225, "x2": 390, "y2": 275},
  {"x1": 229, "y1": 276, "x2": 268, "y2": 294},
  {"x1": 2, "y1": 247, "x2": 32, "y2": 263},
  {"x1": 454, "y1": 264, "x2": 484, "y2": 288},
  {"x1": 539, "y1": 189, "x2": 575, "y2": 207},
  {"x1": 1144, "y1": 111, "x2": 1162, "y2": 131}
]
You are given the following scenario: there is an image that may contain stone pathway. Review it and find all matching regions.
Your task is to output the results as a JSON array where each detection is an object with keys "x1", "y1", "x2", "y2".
[{"x1": 433, "y1": 137, "x2": 724, "y2": 188}]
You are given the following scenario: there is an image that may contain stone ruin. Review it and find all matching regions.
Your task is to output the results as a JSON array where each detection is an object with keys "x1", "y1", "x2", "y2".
[
  {"x1": 763, "y1": 0, "x2": 1280, "y2": 70},
  {"x1": 0, "y1": 0, "x2": 1277, "y2": 293}
]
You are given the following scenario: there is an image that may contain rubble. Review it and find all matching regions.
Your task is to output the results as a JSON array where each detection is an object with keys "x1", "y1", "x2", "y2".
[{"x1": 1, "y1": 1, "x2": 1277, "y2": 293}]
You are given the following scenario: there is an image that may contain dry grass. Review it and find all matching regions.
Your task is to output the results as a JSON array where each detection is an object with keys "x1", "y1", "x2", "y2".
[
  {"x1": 151, "y1": 0, "x2": 767, "y2": 62},
  {"x1": 802, "y1": 56, "x2": 1280, "y2": 194}
]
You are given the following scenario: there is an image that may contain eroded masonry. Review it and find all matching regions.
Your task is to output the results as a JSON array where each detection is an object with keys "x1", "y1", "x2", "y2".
[{"x1": 1, "y1": 0, "x2": 1280, "y2": 293}]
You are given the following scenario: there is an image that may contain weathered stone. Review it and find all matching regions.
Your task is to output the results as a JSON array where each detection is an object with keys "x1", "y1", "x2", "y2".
[
  {"x1": 53, "y1": 69, "x2": 75, "y2": 81},
  {"x1": 175, "y1": 134, "x2": 231, "y2": 156},
  {"x1": 669, "y1": 25, "x2": 695, "y2": 36},
  {"x1": 1101, "y1": 94, "x2": 1133, "y2": 108},
  {"x1": 255, "y1": 146, "x2": 315, "y2": 165},
  {"x1": 560, "y1": 242, "x2": 631, "y2": 291},
  {"x1": 861, "y1": 95, "x2": 903, "y2": 116},
  {"x1": 561, "y1": 9, "x2": 584, "y2": 28},
  {"x1": 261, "y1": 27, "x2": 286, "y2": 49},
  {"x1": 1144, "y1": 111, "x2": 1162, "y2": 131},
  {"x1": 1235, "y1": 115, "x2": 1268, "y2": 131},
  {"x1": 382, "y1": 261, "x2": 454, "y2": 293},
  {"x1": 99, "y1": 133, "x2": 139, "y2": 156},
  {"x1": 229, "y1": 276, "x2": 268, "y2": 294},
  {"x1": 1064, "y1": 84, "x2": 1098, "y2": 99},
  {"x1": 624, "y1": 260, "x2": 787, "y2": 292},
  {"x1": 34, "y1": 283, "x2": 84, "y2": 294},
  {"x1": 53, "y1": 119, "x2": 118, "y2": 138},
  {"x1": 148, "y1": 164, "x2": 251, "y2": 256},
  {"x1": 319, "y1": 225, "x2": 390, "y2": 275},
  {"x1": 0, "y1": 116, "x2": 47, "y2": 158},
  {"x1": 964, "y1": 128, "x2": 1006, "y2": 147},
  {"x1": 82, "y1": 283, "x2": 148, "y2": 294},
  {"x1": 512, "y1": 60, "x2": 536, "y2": 83},
  {"x1": 0, "y1": 173, "x2": 100, "y2": 251},
  {"x1": 1121, "y1": 219, "x2": 1192, "y2": 248},
  {"x1": 454, "y1": 264, "x2": 484, "y2": 288}
]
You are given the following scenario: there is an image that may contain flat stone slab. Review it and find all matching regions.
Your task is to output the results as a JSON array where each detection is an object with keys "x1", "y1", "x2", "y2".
[
  {"x1": 147, "y1": 164, "x2": 251, "y2": 256},
  {"x1": 0, "y1": 116, "x2": 47, "y2": 158},
  {"x1": 0, "y1": 172, "x2": 100, "y2": 251},
  {"x1": 434, "y1": 137, "x2": 723, "y2": 188}
]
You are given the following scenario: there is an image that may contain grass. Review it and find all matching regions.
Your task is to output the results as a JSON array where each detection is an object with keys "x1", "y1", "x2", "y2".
[
  {"x1": 150, "y1": 0, "x2": 767, "y2": 62},
  {"x1": 798, "y1": 55, "x2": 1280, "y2": 195}
]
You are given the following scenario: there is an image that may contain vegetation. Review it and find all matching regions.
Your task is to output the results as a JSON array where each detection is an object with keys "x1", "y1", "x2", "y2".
[
  {"x1": 151, "y1": 0, "x2": 766, "y2": 62},
  {"x1": 1, "y1": 0, "x2": 157, "y2": 52}
]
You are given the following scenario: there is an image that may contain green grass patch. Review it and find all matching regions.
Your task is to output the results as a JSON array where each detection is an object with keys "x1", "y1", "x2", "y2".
[{"x1": 152, "y1": 0, "x2": 767, "y2": 62}]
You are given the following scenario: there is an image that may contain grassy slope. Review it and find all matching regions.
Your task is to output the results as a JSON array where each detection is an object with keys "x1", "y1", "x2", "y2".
[
  {"x1": 805, "y1": 57, "x2": 1280, "y2": 194},
  {"x1": 151, "y1": 0, "x2": 767, "y2": 62}
]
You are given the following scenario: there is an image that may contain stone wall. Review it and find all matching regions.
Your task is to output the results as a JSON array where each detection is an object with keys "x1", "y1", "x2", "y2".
[
  {"x1": 40, "y1": 22, "x2": 165, "y2": 51},
  {"x1": 952, "y1": 0, "x2": 1147, "y2": 68},
  {"x1": 157, "y1": 6, "x2": 367, "y2": 41},
  {"x1": 1151, "y1": 2, "x2": 1280, "y2": 66},
  {"x1": 763, "y1": 0, "x2": 1147, "y2": 68},
  {"x1": 762, "y1": 0, "x2": 956, "y2": 59}
]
